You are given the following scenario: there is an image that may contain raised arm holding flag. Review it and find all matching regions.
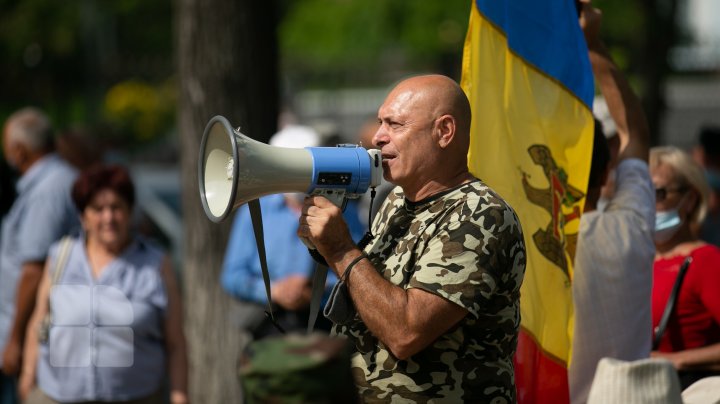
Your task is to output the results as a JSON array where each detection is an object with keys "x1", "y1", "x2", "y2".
[{"x1": 569, "y1": 2, "x2": 656, "y2": 403}]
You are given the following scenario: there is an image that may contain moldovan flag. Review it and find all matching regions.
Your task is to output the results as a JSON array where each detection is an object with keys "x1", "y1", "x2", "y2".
[{"x1": 461, "y1": 0, "x2": 594, "y2": 402}]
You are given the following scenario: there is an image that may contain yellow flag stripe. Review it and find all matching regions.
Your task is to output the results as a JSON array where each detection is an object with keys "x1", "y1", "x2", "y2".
[{"x1": 461, "y1": 5, "x2": 594, "y2": 362}]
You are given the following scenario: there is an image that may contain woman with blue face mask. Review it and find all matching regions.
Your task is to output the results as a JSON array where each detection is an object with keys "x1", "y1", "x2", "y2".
[{"x1": 649, "y1": 146, "x2": 720, "y2": 389}]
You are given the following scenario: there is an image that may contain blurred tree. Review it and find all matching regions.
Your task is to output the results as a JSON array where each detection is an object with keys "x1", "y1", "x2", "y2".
[
  {"x1": 280, "y1": 0, "x2": 685, "y2": 146},
  {"x1": 638, "y1": 0, "x2": 681, "y2": 146},
  {"x1": 0, "y1": 0, "x2": 687, "y2": 148},
  {"x1": 0, "y1": 0, "x2": 174, "y2": 149},
  {"x1": 279, "y1": 0, "x2": 470, "y2": 88},
  {"x1": 592, "y1": 0, "x2": 682, "y2": 146},
  {"x1": 176, "y1": 0, "x2": 279, "y2": 403}
]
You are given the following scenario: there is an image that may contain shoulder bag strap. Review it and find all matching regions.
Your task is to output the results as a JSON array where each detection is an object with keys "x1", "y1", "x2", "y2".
[
  {"x1": 653, "y1": 256, "x2": 693, "y2": 350},
  {"x1": 41, "y1": 236, "x2": 73, "y2": 340},
  {"x1": 51, "y1": 236, "x2": 74, "y2": 286}
]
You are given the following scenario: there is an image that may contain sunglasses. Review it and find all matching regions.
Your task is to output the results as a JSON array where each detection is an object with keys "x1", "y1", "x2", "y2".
[{"x1": 655, "y1": 186, "x2": 687, "y2": 202}]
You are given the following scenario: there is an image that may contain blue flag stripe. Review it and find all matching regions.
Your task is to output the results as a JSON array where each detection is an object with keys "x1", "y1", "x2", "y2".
[{"x1": 475, "y1": 0, "x2": 594, "y2": 107}]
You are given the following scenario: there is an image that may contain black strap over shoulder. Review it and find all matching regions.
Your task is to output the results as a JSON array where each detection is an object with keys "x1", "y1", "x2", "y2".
[{"x1": 653, "y1": 256, "x2": 693, "y2": 350}]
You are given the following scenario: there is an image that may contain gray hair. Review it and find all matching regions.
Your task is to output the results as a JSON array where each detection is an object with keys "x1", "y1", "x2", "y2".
[
  {"x1": 650, "y1": 145, "x2": 710, "y2": 227},
  {"x1": 5, "y1": 107, "x2": 54, "y2": 152}
]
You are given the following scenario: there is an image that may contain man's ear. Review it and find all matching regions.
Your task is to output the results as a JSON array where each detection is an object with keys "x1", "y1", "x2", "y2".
[{"x1": 436, "y1": 115, "x2": 456, "y2": 148}]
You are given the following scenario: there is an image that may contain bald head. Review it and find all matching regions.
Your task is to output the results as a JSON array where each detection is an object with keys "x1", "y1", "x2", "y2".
[
  {"x1": 374, "y1": 75, "x2": 474, "y2": 200},
  {"x1": 388, "y1": 75, "x2": 472, "y2": 149}
]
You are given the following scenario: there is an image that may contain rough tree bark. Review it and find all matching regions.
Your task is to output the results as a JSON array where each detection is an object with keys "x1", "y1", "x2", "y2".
[{"x1": 176, "y1": 0, "x2": 278, "y2": 402}]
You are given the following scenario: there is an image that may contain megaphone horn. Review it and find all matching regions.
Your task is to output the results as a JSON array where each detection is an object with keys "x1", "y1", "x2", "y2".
[{"x1": 198, "y1": 115, "x2": 382, "y2": 223}]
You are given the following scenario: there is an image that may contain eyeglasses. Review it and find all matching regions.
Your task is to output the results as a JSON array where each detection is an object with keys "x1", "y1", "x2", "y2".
[{"x1": 655, "y1": 186, "x2": 687, "y2": 202}]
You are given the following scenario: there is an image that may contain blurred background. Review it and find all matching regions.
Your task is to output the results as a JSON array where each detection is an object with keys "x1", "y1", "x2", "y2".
[
  {"x1": 1, "y1": 0, "x2": 719, "y2": 401},
  {"x1": 1, "y1": 0, "x2": 719, "y2": 152}
]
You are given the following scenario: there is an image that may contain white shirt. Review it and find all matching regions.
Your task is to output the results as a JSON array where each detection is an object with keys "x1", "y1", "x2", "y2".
[{"x1": 569, "y1": 158, "x2": 656, "y2": 404}]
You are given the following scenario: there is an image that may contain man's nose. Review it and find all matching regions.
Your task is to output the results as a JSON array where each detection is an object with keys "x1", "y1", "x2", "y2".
[{"x1": 373, "y1": 126, "x2": 388, "y2": 147}]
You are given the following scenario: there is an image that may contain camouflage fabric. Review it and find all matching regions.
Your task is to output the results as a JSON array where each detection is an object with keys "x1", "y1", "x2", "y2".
[
  {"x1": 333, "y1": 179, "x2": 526, "y2": 403},
  {"x1": 239, "y1": 332, "x2": 358, "y2": 403}
]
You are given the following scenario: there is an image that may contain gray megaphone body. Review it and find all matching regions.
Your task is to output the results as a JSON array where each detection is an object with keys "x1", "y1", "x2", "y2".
[{"x1": 198, "y1": 115, "x2": 383, "y2": 227}]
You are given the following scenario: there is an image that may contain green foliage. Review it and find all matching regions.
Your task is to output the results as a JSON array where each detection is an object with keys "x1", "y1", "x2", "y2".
[
  {"x1": 0, "y1": 0, "x2": 686, "y2": 147},
  {"x1": 0, "y1": 0, "x2": 81, "y2": 57},
  {"x1": 279, "y1": 0, "x2": 471, "y2": 86},
  {"x1": 0, "y1": 0, "x2": 82, "y2": 107},
  {"x1": 103, "y1": 78, "x2": 177, "y2": 143},
  {"x1": 594, "y1": 1, "x2": 645, "y2": 45},
  {"x1": 592, "y1": 0, "x2": 646, "y2": 72},
  {"x1": 0, "y1": 0, "x2": 173, "y2": 149}
]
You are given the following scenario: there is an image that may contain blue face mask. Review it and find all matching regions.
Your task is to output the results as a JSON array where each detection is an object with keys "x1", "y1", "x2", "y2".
[{"x1": 655, "y1": 208, "x2": 682, "y2": 244}]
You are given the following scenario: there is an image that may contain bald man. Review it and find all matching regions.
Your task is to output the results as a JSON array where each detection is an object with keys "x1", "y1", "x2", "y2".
[{"x1": 299, "y1": 75, "x2": 526, "y2": 402}]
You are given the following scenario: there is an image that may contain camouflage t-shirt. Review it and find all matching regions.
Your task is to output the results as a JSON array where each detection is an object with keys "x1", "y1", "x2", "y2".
[{"x1": 333, "y1": 179, "x2": 526, "y2": 403}]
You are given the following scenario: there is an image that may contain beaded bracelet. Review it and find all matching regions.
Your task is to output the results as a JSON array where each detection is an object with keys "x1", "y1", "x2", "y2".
[{"x1": 341, "y1": 252, "x2": 368, "y2": 284}]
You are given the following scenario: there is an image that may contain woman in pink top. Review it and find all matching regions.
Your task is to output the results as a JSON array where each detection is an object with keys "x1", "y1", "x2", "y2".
[{"x1": 650, "y1": 146, "x2": 720, "y2": 388}]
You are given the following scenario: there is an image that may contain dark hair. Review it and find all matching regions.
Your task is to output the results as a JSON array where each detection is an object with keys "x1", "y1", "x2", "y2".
[
  {"x1": 72, "y1": 164, "x2": 135, "y2": 212},
  {"x1": 588, "y1": 118, "x2": 611, "y2": 189},
  {"x1": 699, "y1": 125, "x2": 720, "y2": 161}
]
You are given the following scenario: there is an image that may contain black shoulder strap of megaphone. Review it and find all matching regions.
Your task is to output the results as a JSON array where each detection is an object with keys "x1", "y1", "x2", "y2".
[
  {"x1": 305, "y1": 230, "x2": 375, "y2": 332},
  {"x1": 305, "y1": 190, "x2": 377, "y2": 333},
  {"x1": 247, "y1": 199, "x2": 283, "y2": 332},
  {"x1": 246, "y1": 197, "x2": 357, "y2": 335},
  {"x1": 307, "y1": 263, "x2": 327, "y2": 333},
  {"x1": 653, "y1": 256, "x2": 692, "y2": 350}
]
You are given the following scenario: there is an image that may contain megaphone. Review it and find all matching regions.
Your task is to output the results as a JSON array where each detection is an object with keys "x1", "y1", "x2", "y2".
[{"x1": 198, "y1": 115, "x2": 383, "y2": 223}]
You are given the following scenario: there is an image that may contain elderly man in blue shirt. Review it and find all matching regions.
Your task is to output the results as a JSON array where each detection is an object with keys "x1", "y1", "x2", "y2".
[{"x1": 0, "y1": 108, "x2": 79, "y2": 404}]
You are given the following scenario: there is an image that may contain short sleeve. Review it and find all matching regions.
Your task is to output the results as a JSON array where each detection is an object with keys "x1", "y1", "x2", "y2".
[
  {"x1": 409, "y1": 219, "x2": 494, "y2": 318},
  {"x1": 17, "y1": 195, "x2": 73, "y2": 263},
  {"x1": 408, "y1": 197, "x2": 525, "y2": 320}
]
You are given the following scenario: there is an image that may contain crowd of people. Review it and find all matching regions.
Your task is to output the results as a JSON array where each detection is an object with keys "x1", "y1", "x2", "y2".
[{"x1": 1, "y1": 2, "x2": 719, "y2": 404}]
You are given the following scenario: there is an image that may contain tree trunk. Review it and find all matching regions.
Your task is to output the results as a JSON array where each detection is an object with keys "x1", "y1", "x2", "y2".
[
  {"x1": 639, "y1": 0, "x2": 679, "y2": 146},
  {"x1": 175, "y1": 0, "x2": 278, "y2": 401}
]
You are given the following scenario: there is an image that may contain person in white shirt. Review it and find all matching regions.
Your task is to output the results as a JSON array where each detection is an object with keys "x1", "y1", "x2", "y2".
[{"x1": 569, "y1": 3, "x2": 656, "y2": 403}]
